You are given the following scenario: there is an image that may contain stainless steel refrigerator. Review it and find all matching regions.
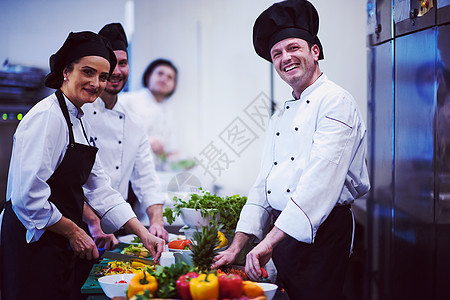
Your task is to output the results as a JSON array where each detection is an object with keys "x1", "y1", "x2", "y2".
[{"x1": 367, "y1": 0, "x2": 450, "y2": 299}]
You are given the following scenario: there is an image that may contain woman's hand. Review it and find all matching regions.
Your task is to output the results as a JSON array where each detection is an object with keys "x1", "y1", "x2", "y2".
[
  {"x1": 47, "y1": 216, "x2": 99, "y2": 260},
  {"x1": 68, "y1": 227, "x2": 100, "y2": 260},
  {"x1": 92, "y1": 232, "x2": 119, "y2": 250}
]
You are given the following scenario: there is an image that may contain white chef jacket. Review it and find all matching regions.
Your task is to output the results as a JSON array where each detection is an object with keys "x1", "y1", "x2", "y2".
[
  {"x1": 120, "y1": 89, "x2": 178, "y2": 154},
  {"x1": 236, "y1": 74, "x2": 370, "y2": 244},
  {"x1": 82, "y1": 97, "x2": 165, "y2": 214},
  {"x1": 0, "y1": 93, "x2": 136, "y2": 244}
]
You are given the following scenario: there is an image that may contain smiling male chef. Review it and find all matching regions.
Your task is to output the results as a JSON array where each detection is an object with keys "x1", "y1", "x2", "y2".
[
  {"x1": 212, "y1": 1, "x2": 370, "y2": 299},
  {"x1": 82, "y1": 23, "x2": 168, "y2": 248}
]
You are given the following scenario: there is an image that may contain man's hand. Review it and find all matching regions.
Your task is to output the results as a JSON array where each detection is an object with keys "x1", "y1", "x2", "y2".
[
  {"x1": 124, "y1": 217, "x2": 165, "y2": 262},
  {"x1": 149, "y1": 223, "x2": 169, "y2": 242},
  {"x1": 147, "y1": 204, "x2": 169, "y2": 242},
  {"x1": 245, "y1": 241, "x2": 273, "y2": 281},
  {"x1": 211, "y1": 232, "x2": 250, "y2": 269},
  {"x1": 245, "y1": 226, "x2": 287, "y2": 281},
  {"x1": 83, "y1": 202, "x2": 119, "y2": 250},
  {"x1": 211, "y1": 248, "x2": 238, "y2": 269}
]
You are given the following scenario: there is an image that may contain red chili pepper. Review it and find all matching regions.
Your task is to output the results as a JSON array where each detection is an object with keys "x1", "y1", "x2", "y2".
[
  {"x1": 176, "y1": 272, "x2": 199, "y2": 300},
  {"x1": 218, "y1": 273, "x2": 243, "y2": 299},
  {"x1": 168, "y1": 239, "x2": 193, "y2": 250},
  {"x1": 116, "y1": 280, "x2": 128, "y2": 284},
  {"x1": 260, "y1": 267, "x2": 268, "y2": 279}
]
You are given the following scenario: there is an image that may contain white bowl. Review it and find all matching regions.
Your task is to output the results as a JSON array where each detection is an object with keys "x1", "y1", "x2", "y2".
[
  {"x1": 169, "y1": 248, "x2": 193, "y2": 265},
  {"x1": 98, "y1": 273, "x2": 135, "y2": 298},
  {"x1": 180, "y1": 208, "x2": 218, "y2": 228},
  {"x1": 258, "y1": 282, "x2": 278, "y2": 300}
]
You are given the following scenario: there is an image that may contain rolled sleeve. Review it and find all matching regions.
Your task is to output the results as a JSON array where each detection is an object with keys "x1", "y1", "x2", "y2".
[
  {"x1": 84, "y1": 158, "x2": 136, "y2": 233},
  {"x1": 236, "y1": 203, "x2": 272, "y2": 241},
  {"x1": 100, "y1": 201, "x2": 136, "y2": 234},
  {"x1": 274, "y1": 198, "x2": 314, "y2": 243}
]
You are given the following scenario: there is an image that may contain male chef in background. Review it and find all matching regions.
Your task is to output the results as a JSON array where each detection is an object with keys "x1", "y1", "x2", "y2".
[
  {"x1": 212, "y1": 1, "x2": 370, "y2": 299},
  {"x1": 82, "y1": 23, "x2": 169, "y2": 248}
]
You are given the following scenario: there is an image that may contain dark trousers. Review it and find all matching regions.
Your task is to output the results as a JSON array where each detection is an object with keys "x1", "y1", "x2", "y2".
[{"x1": 272, "y1": 205, "x2": 353, "y2": 300}]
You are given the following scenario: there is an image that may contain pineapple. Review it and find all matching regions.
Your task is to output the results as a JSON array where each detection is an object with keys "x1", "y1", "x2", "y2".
[{"x1": 191, "y1": 224, "x2": 222, "y2": 272}]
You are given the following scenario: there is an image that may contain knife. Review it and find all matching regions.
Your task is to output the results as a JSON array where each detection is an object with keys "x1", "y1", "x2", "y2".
[{"x1": 100, "y1": 250, "x2": 154, "y2": 265}]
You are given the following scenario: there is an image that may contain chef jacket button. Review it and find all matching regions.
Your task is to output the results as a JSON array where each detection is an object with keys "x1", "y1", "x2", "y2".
[
  {"x1": 115, "y1": 166, "x2": 119, "y2": 170},
  {"x1": 306, "y1": 100, "x2": 310, "y2": 104},
  {"x1": 118, "y1": 140, "x2": 122, "y2": 144},
  {"x1": 286, "y1": 105, "x2": 290, "y2": 109},
  {"x1": 276, "y1": 132, "x2": 280, "y2": 136},
  {"x1": 291, "y1": 157, "x2": 295, "y2": 161},
  {"x1": 286, "y1": 189, "x2": 291, "y2": 193},
  {"x1": 93, "y1": 111, "x2": 97, "y2": 115},
  {"x1": 274, "y1": 162, "x2": 278, "y2": 165},
  {"x1": 119, "y1": 115, "x2": 123, "y2": 119},
  {"x1": 267, "y1": 190, "x2": 271, "y2": 194},
  {"x1": 295, "y1": 127, "x2": 299, "y2": 131},
  {"x1": 94, "y1": 137, "x2": 98, "y2": 141}
]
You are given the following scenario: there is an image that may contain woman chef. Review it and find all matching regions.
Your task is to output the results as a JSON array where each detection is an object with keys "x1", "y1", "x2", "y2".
[{"x1": 0, "y1": 31, "x2": 164, "y2": 299}]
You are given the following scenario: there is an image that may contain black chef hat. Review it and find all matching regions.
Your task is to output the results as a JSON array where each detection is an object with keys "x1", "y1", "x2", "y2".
[
  {"x1": 253, "y1": 0, "x2": 324, "y2": 62},
  {"x1": 44, "y1": 31, "x2": 117, "y2": 89},
  {"x1": 98, "y1": 23, "x2": 128, "y2": 52}
]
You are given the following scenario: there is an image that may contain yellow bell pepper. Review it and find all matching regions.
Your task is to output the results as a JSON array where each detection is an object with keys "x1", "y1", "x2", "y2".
[
  {"x1": 127, "y1": 270, "x2": 158, "y2": 299},
  {"x1": 216, "y1": 231, "x2": 228, "y2": 249},
  {"x1": 189, "y1": 272, "x2": 219, "y2": 300}
]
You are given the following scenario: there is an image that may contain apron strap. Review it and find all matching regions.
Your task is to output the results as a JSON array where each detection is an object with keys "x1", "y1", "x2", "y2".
[{"x1": 55, "y1": 89, "x2": 75, "y2": 147}]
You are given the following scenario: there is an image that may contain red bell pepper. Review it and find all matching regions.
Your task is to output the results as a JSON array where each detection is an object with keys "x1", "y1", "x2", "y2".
[
  {"x1": 168, "y1": 239, "x2": 193, "y2": 250},
  {"x1": 176, "y1": 272, "x2": 199, "y2": 300},
  {"x1": 218, "y1": 273, "x2": 243, "y2": 299},
  {"x1": 260, "y1": 267, "x2": 268, "y2": 279}
]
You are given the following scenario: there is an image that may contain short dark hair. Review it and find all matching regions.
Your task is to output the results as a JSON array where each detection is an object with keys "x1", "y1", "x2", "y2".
[{"x1": 142, "y1": 58, "x2": 178, "y2": 97}]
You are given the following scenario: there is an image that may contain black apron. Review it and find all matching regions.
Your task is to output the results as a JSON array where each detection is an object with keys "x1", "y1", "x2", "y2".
[
  {"x1": 272, "y1": 205, "x2": 353, "y2": 300},
  {"x1": 0, "y1": 90, "x2": 98, "y2": 300}
]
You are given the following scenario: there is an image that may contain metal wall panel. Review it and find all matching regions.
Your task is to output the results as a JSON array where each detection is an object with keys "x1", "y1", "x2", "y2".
[
  {"x1": 435, "y1": 23, "x2": 450, "y2": 299},
  {"x1": 367, "y1": 40, "x2": 394, "y2": 300},
  {"x1": 437, "y1": 0, "x2": 450, "y2": 25},
  {"x1": 394, "y1": 27, "x2": 436, "y2": 299},
  {"x1": 394, "y1": 0, "x2": 436, "y2": 37},
  {"x1": 368, "y1": 0, "x2": 393, "y2": 45}
]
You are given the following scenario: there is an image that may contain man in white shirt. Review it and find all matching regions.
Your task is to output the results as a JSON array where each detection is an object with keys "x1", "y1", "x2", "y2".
[
  {"x1": 83, "y1": 23, "x2": 169, "y2": 248},
  {"x1": 120, "y1": 59, "x2": 179, "y2": 161},
  {"x1": 212, "y1": 1, "x2": 370, "y2": 299}
]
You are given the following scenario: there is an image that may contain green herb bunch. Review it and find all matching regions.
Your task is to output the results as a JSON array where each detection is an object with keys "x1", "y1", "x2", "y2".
[
  {"x1": 146, "y1": 262, "x2": 193, "y2": 298},
  {"x1": 163, "y1": 189, "x2": 247, "y2": 235}
]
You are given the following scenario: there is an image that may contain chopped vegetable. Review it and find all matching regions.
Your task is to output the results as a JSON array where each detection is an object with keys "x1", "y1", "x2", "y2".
[
  {"x1": 121, "y1": 243, "x2": 151, "y2": 258},
  {"x1": 131, "y1": 235, "x2": 142, "y2": 243},
  {"x1": 95, "y1": 260, "x2": 152, "y2": 277}
]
